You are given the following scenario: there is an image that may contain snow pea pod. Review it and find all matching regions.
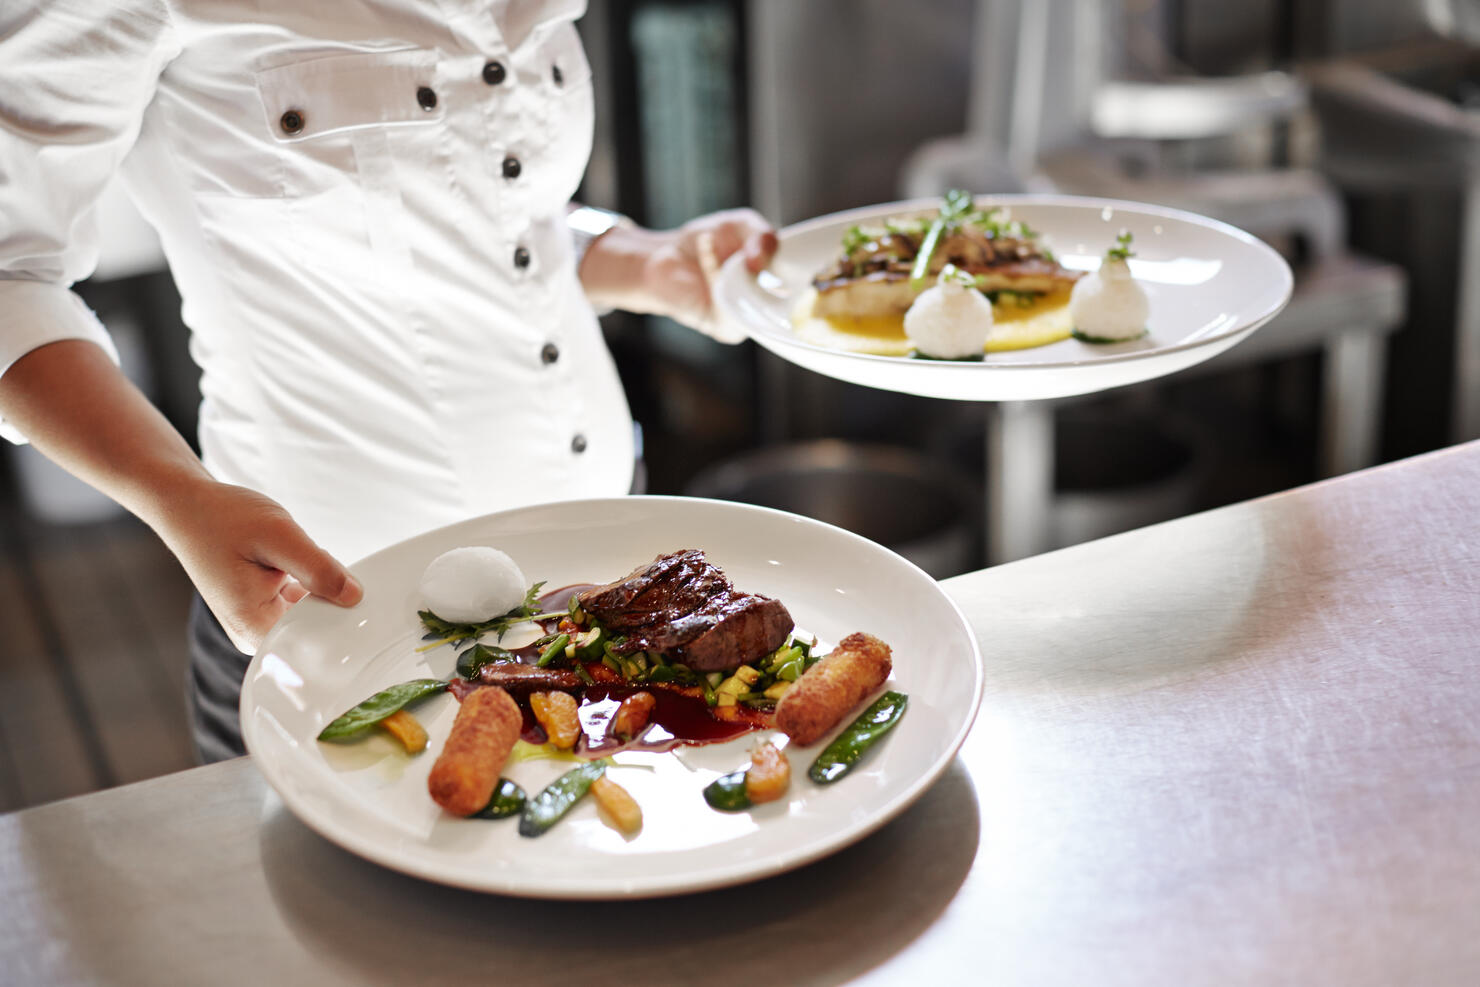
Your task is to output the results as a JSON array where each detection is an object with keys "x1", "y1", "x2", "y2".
[
  {"x1": 317, "y1": 679, "x2": 448, "y2": 740},
  {"x1": 518, "y1": 760, "x2": 607, "y2": 837},
  {"x1": 808, "y1": 691, "x2": 908, "y2": 784},
  {"x1": 474, "y1": 778, "x2": 527, "y2": 819},
  {"x1": 702, "y1": 769, "x2": 751, "y2": 812}
]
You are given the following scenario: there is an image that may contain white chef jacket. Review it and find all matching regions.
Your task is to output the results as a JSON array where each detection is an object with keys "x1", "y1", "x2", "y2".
[{"x1": 0, "y1": 0, "x2": 634, "y2": 564}]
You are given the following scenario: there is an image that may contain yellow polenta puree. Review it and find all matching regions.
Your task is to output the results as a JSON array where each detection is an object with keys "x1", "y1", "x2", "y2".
[{"x1": 792, "y1": 287, "x2": 1073, "y2": 357}]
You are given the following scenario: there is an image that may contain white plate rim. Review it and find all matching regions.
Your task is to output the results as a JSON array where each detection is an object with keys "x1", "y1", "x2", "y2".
[
  {"x1": 241, "y1": 495, "x2": 985, "y2": 899},
  {"x1": 720, "y1": 192, "x2": 1294, "y2": 372}
]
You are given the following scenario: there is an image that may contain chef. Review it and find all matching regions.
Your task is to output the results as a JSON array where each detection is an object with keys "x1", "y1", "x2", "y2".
[{"x1": 0, "y1": 1, "x2": 775, "y2": 761}]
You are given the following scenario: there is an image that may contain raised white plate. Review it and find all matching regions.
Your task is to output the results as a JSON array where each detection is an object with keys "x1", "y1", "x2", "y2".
[
  {"x1": 714, "y1": 194, "x2": 1293, "y2": 402},
  {"x1": 242, "y1": 496, "x2": 982, "y2": 899}
]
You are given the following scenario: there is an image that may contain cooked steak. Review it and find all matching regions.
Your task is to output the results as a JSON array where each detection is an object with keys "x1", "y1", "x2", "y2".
[
  {"x1": 476, "y1": 663, "x2": 583, "y2": 691},
  {"x1": 653, "y1": 595, "x2": 794, "y2": 672},
  {"x1": 577, "y1": 550, "x2": 794, "y2": 672},
  {"x1": 578, "y1": 550, "x2": 698, "y2": 614},
  {"x1": 582, "y1": 550, "x2": 730, "y2": 630}
]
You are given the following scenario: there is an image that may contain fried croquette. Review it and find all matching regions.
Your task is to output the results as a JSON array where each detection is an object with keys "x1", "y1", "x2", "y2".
[
  {"x1": 427, "y1": 686, "x2": 521, "y2": 816},
  {"x1": 774, "y1": 632, "x2": 892, "y2": 745}
]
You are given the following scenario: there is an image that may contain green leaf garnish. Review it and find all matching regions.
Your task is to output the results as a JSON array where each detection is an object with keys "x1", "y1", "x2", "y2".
[
  {"x1": 317, "y1": 679, "x2": 448, "y2": 740},
  {"x1": 909, "y1": 189, "x2": 977, "y2": 290},
  {"x1": 908, "y1": 351, "x2": 986, "y2": 362},
  {"x1": 1106, "y1": 230, "x2": 1135, "y2": 261},
  {"x1": 840, "y1": 224, "x2": 869, "y2": 256},
  {"x1": 937, "y1": 263, "x2": 977, "y2": 288},
  {"x1": 456, "y1": 642, "x2": 518, "y2": 680},
  {"x1": 415, "y1": 581, "x2": 552, "y2": 651}
]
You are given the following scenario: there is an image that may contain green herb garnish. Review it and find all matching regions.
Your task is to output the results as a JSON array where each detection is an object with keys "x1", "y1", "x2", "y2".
[
  {"x1": 456, "y1": 642, "x2": 518, "y2": 680},
  {"x1": 317, "y1": 678, "x2": 448, "y2": 740},
  {"x1": 904, "y1": 189, "x2": 1044, "y2": 289},
  {"x1": 840, "y1": 224, "x2": 870, "y2": 256},
  {"x1": 937, "y1": 263, "x2": 977, "y2": 288},
  {"x1": 415, "y1": 581, "x2": 552, "y2": 651},
  {"x1": 1106, "y1": 230, "x2": 1135, "y2": 261},
  {"x1": 909, "y1": 188, "x2": 977, "y2": 290},
  {"x1": 908, "y1": 351, "x2": 986, "y2": 362}
]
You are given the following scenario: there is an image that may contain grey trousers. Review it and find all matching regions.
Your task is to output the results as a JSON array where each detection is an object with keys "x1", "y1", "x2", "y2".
[{"x1": 185, "y1": 594, "x2": 251, "y2": 764}]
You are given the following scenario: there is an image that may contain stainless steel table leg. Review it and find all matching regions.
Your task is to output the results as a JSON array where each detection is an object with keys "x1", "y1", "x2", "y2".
[
  {"x1": 987, "y1": 400, "x2": 1055, "y2": 564},
  {"x1": 1321, "y1": 330, "x2": 1387, "y2": 477}
]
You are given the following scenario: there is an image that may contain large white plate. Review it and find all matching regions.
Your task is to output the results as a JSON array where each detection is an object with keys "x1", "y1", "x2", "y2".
[
  {"x1": 241, "y1": 496, "x2": 982, "y2": 899},
  {"x1": 714, "y1": 194, "x2": 1293, "y2": 401}
]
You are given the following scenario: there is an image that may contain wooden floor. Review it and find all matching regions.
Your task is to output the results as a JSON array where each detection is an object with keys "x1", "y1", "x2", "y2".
[{"x1": 0, "y1": 486, "x2": 197, "y2": 814}]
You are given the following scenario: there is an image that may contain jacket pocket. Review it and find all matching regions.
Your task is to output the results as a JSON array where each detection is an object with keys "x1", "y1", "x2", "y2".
[
  {"x1": 255, "y1": 47, "x2": 444, "y2": 145},
  {"x1": 251, "y1": 48, "x2": 444, "y2": 279}
]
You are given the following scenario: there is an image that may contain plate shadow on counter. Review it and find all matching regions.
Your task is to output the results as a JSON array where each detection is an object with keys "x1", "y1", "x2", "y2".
[{"x1": 258, "y1": 760, "x2": 981, "y2": 986}]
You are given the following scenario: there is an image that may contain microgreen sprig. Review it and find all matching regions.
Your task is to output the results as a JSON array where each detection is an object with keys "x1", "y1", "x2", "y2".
[
  {"x1": 909, "y1": 188, "x2": 976, "y2": 290},
  {"x1": 937, "y1": 263, "x2": 978, "y2": 289},
  {"x1": 1106, "y1": 230, "x2": 1135, "y2": 261},
  {"x1": 907, "y1": 190, "x2": 1044, "y2": 289},
  {"x1": 840, "y1": 224, "x2": 870, "y2": 257},
  {"x1": 415, "y1": 581, "x2": 552, "y2": 652}
]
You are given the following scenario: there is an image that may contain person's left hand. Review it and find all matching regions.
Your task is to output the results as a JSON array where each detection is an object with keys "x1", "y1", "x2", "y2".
[{"x1": 579, "y1": 208, "x2": 778, "y2": 342}]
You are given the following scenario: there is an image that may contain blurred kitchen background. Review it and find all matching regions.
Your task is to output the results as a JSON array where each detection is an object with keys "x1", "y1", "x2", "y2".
[{"x1": 3, "y1": 0, "x2": 1475, "y2": 809}]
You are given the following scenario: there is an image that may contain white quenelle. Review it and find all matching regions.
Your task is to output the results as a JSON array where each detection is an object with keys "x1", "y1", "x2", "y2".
[
  {"x1": 1070, "y1": 232, "x2": 1150, "y2": 342},
  {"x1": 902, "y1": 266, "x2": 995, "y2": 360},
  {"x1": 418, "y1": 546, "x2": 528, "y2": 624}
]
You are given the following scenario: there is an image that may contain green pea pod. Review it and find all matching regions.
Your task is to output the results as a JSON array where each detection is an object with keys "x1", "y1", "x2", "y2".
[
  {"x1": 518, "y1": 760, "x2": 607, "y2": 837},
  {"x1": 474, "y1": 778, "x2": 527, "y2": 819},
  {"x1": 808, "y1": 691, "x2": 908, "y2": 784},
  {"x1": 702, "y1": 769, "x2": 751, "y2": 812},
  {"x1": 317, "y1": 679, "x2": 448, "y2": 740}
]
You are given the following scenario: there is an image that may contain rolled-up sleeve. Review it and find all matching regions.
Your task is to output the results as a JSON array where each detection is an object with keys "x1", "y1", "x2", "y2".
[{"x1": 0, "y1": 0, "x2": 179, "y2": 442}]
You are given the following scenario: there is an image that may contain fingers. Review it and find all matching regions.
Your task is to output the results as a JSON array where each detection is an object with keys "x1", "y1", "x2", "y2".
[
  {"x1": 214, "y1": 557, "x2": 357, "y2": 654},
  {"x1": 633, "y1": 208, "x2": 774, "y2": 340},
  {"x1": 164, "y1": 480, "x2": 364, "y2": 655},
  {"x1": 253, "y1": 517, "x2": 363, "y2": 607},
  {"x1": 685, "y1": 209, "x2": 776, "y2": 273},
  {"x1": 743, "y1": 229, "x2": 778, "y2": 274},
  {"x1": 695, "y1": 231, "x2": 722, "y2": 285}
]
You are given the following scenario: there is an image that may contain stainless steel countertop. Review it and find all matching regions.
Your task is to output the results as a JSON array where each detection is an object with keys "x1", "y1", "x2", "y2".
[{"x1": 5, "y1": 442, "x2": 1480, "y2": 986}]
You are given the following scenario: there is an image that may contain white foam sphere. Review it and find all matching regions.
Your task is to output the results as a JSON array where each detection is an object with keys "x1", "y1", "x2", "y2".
[{"x1": 418, "y1": 546, "x2": 527, "y2": 624}]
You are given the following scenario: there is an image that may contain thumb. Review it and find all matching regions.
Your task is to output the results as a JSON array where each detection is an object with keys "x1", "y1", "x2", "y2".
[
  {"x1": 258, "y1": 523, "x2": 363, "y2": 607},
  {"x1": 743, "y1": 230, "x2": 778, "y2": 274}
]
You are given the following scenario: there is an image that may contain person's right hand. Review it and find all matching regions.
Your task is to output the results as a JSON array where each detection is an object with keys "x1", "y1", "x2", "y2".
[
  {"x1": 0, "y1": 341, "x2": 362, "y2": 654},
  {"x1": 159, "y1": 479, "x2": 363, "y2": 653}
]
